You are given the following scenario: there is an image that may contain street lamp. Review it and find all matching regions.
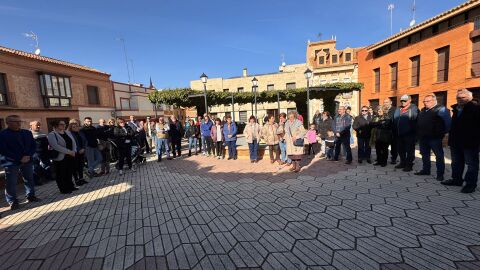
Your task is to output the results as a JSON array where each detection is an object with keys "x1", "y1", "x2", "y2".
[
  {"x1": 304, "y1": 68, "x2": 312, "y2": 124},
  {"x1": 252, "y1": 77, "x2": 258, "y2": 120},
  {"x1": 200, "y1": 73, "x2": 208, "y2": 114}
]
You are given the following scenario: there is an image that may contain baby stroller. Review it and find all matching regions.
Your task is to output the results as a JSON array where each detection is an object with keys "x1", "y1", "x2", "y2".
[{"x1": 109, "y1": 137, "x2": 147, "y2": 166}]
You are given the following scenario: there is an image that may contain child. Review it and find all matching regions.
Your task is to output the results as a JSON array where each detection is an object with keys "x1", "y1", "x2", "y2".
[
  {"x1": 306, "y1": 123, "x2": 318, "y2": 157},
  {"x1": 325, "y1": 130, "x2": 335, "y2": 160}
]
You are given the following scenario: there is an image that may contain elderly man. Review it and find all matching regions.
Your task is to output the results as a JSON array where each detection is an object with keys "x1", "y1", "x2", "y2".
[
  {"x1": 168, "y1": 116, "x2": 183, "y2": 158},
  {"x1": 30, "y1": 120, "x2": 53, "y2": 185},
  {"x1": 442, "y1": 89, "x2": 480, "y2": 193},
  {"x1": 81, "y1": 117, "x2": 102, "y2": 178},
  {"x1": 383, "y1": 98, "x2": 398, "y2": 164},
  {"x1": 393, "y1": 95, "x2": 419, "y2": 172},
  {"x1": 0, "y1": 115, "x2": 40, "y2": 210},
  {"x1": 415, "y1": 94, "x2": 451, "y2": 181},
  {"x1": 332, "y1": 106, "x2": 353, "y2": 164}
]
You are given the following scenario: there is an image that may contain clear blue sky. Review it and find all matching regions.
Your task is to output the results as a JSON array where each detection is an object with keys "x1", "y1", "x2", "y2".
[{"x1": 0, "y1": 0, "x2": 466, "y2": 89}]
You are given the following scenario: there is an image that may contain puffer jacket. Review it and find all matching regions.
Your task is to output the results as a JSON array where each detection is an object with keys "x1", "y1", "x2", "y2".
[{"x1": 261, "y1": 122, "x2": 280, "y2": 145}]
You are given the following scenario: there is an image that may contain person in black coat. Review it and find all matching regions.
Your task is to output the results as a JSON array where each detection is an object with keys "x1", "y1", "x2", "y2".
[
  {"x1": 168, "y1": 116, "x2": 184, "y2": 158},
  {"x1": 383, "y1": 98, "x2": 397, "y2": 164},
  {"x1": 184, "y1": 118, "x2": 199, "y2": 156},
  {"x1": 317, "y1": 111, "x2": 333, "y2": 157},
  {"x1": 113, "y1": 118, "x2": 136, "y2": 175},
  {"x1": 353, "y1": 106, "x2": 373, "y2": 163},
  {"x1": 30, "y1": 120, "x2": 53, "y2": 185},
  {"x1": 68, "y1": 120, "x2": 88, "y2": 186},
  {"x1": 441, "y1": 89, "x2": 480, "y2": 193},
  {"x1": 369, "y1": 106, "x2": 392, "y2": 167}
]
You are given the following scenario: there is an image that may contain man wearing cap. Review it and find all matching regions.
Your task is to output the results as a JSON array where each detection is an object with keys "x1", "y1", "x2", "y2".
[
  {"x1": 415, "y1": 94, "x2": 451, "y2": 181},
  {"x1": 393, "y1": 94, "x2": 419, "y2": 172}
]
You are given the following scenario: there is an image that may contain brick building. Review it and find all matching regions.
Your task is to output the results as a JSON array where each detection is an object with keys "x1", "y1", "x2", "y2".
[
  {"x1": 0, "y1": 46, "x2": 115, "y2": 130},
  {"x1": 358, "y1": 0, "x2": 480, "y2": 110}
]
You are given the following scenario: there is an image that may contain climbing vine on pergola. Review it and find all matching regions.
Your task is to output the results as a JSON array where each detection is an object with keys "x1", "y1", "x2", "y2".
[{"x1": 148, "y1": 82, "x2": 363, "y2": 120}]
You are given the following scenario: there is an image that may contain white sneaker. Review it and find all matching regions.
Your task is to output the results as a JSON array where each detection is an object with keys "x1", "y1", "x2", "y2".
[{"x1": 119, "y1": 170, "x2": 123, "y2": 175}]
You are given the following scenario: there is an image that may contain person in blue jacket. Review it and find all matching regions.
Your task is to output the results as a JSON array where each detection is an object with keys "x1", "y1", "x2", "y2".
[
  {"x1": 223, "y1": 115, "x2": 238, "y2": 160},
  {"x1": 0, "y1": 115, "x2": 40, "y2": 210},
  {"x1": 200, "y1": 115, "x2": 214, "y2": 156},
  {"x1": 393, "y1": 94, "x2": 420, "y2": 172}
]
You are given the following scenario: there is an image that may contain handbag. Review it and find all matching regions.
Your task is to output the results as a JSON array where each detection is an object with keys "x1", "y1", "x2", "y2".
[{"x1": 288, "y1": 124, "x2": 304, "y2": 147}]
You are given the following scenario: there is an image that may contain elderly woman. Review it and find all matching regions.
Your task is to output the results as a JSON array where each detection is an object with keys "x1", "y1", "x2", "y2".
[
  {"x1": 67, "y1": 119, "x2": 88, "y2": 186},
  {"x1": 369, "y1": 106, "x2": 392, "y2": 167},
  {"x1": 113, "y1": 118, "x2": 136, "y2": 175},
  {"x1": 261, "y1": 115, "x2": 280, "y2": 164},
  {"x1": 243, "y1": 115, "x2": 261, "y2": 163},
  {"x1": 47, "y1": 120, "x2": 77, "y2": 194},
  {"x1": 284, "y1": 111, "x2": 307, "y2": 172}
]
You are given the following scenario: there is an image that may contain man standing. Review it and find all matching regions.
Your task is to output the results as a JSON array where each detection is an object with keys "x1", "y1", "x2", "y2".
[
  {"x1": 353, "y1": 106, "x2": 373, "y2": 164},
  {"x1": 128, "y1": 115, "x2": 141, "y2": 133},
  {"x1": 415, "y1": 94, "x2": 451, "y2": 181},
  {"x1": 441, "y1": 89, "x2": 480, "y2": 193},
  {"x1": 168, "y1": 116, "x2": 183, "y2": 158},
  {"x1": 393, "y1": 95, "x2": 419, "y2": 172},
  {"x1": 30, "y1": 120, "x2": 53, "y2": 185},
  {"x1": 383, "y1": 98, "x2": 397, "y2": 164},
  {"x1": 332, "y1": 106, "x2": 353, "y2": 164},
  {"x1": 97, "y1": 118, "x2": 112, "y2": 175},
  {"x1": 0, "y1": 115, "x2": 40, "y2": 210},
  {"x1": 81, "y1": 117, "x2": 102, "y2": 178}
]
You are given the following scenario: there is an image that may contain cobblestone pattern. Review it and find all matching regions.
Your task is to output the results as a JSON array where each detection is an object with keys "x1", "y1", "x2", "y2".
[{"x1": 1, "y1": 155, "x2": 480, "y2": 269}]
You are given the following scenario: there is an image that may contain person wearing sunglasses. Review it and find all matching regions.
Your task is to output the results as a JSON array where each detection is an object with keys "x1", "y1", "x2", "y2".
[
  {"x1": 392, "y1": 94, "x2": 419, "y2": 172},
  {"x1": 353, "y1": 106, "x2": 373, "y2": 164}
]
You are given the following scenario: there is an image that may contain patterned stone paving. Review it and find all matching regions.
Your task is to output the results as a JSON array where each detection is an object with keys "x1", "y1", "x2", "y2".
[{"x1": 1, "y1": 152, "x2": 480, "y2": 270}]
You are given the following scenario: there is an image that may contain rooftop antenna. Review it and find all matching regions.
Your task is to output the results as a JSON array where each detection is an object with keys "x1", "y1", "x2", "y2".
[
  {"x1": 388, "y1": 3, "x2": 395, "y2": 36},
  {"x1": 130, "y1": 58, "x2": 136, "y2": 84},
  {"x1": 115, "y1": 37, "x2": 131, "y2": 84},
  {"x1": 23, "y1": 31, "x2": 41, "y2": 55},
  {"x1": 317, "y1": 32, "x2": 322, "y2": 40},
  {"x1": 281, "y1": 53, "x2": 286, "y2": 67},
  {"x1": 410, "y1": 0, "x2": 416, "y2": 27}
]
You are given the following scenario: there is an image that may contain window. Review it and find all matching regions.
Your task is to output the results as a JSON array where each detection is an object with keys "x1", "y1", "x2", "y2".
[
  {"x1": 436, "y1": 46, "x2": 450, "y2": 82},
  {"x1": 319, "y1": 56, "x2": 325, "y2": 65},
  {"x1": 87, "y1": 86, "x2": 100, "y2": 105},
  {"x1": 343, "y1": 77, "x2": 351, "y2": 82},
  {"x1": 374, "y1": 68, "x2": 380, "y2": 93},
  {"x1": 320, "y1": 79, "x2": 327, "y2": 85},
  {"x1": 223, "y1": 89, "x2": 229, "y2": 92},
  {"x1": 411, "y1": 94, "x2": 419, "y2": 106},
  {"x1": 0, "y1": 73, "x2": 7, "y2": 105},
  {"x1": 434, "y1": 91, "x2": 448, "y2": 107},
  {"x1": 411, "y1": 56, "x2": 420, "y2": 87},
  {"x1": 239, "y1": 111, "x2": 247, "y2": 122},
  {"x1": 331, "y1": 78, "x2": 338, "y2": 82},
  {"x1": 345, "y1": 53, "x2": 352, "y2": 62},
  {"x1": 267, "y1": 84, "x2": 274, "y2": 91},
  {"x1": 237, "y1": 87, "x2": 244, "y2": 93},
  {"x1": 332, "y1": 54, "x2": 338, "y2": 64},
  {"x1": 390, "y1": 62, "x2": 398, "y2": 90},
  {"x1": 389, "y1": 96, "x2": 397, "y2": 107},
  {"x1": 39, "y1": 74, "x2": 72, "y2": 107},
  {"x1": 472, "y1": 37, "x2": 480, "y2": 77},
  {"x1": 120, "y1": 98, "x2": 130, "y2": 110},
  {"x1": 369, "y1": 99, "x2": 380, "y2": 110},
  {"x1": 286, "y1": 83, "x2": 296, "y2": 90}
]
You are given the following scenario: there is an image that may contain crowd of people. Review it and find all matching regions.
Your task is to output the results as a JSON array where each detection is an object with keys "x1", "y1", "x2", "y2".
[{"x1": 0, "y1": 89, "x2": 478, "y2": 214}]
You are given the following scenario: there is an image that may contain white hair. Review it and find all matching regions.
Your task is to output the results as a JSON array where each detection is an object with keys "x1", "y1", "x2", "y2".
[{"x1": 457, "y1": 89, "x2": 473, "y2": 98}]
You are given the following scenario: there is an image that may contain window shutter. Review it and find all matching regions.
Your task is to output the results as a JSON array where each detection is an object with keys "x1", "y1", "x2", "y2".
[
  {"x1": 472, "y1": 38, "x2": 480, "y2": 77},
  {"x1": 411, "y1": 56, "x2": 420, "y2": 86},
  {"x1": 391, "y1": 63, "x2": 398, "y2": 90},
  {"x1": 374, "y1": 69, "x2": 380, "y2": 92}
]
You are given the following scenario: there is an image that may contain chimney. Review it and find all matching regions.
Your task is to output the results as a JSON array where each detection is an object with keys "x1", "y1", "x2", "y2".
[{"x1": 243, "y1": 68, "x2": 248, "y2": 77}]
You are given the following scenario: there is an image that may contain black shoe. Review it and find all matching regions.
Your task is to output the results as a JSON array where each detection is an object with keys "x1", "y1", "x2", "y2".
[
  {"x1": 80, "y1": 179, "x2": 89, "y2": 184},
  {"x1": 345, "y1": 160, "x2": 352, "y2": 165},
  {"x1": 26, "y1": 196, "x2": 40, "y2": 203},
  {"x1": 436, "y1": 175, "x2": 444, "y2": 181},
  {"x1": 234, "y1": 157, "x2": 237, "y2": 160},
  {"x1": 403, "y1": 166, "x2": 413, "y2": 172},
  {"x1": 441, "y1": 179, "x2": 463, "y2": 186},
  {"x1": 414, "y1": 171, "x2": 430, "y2": 176},
  {"x1": 227, "y1": 157, "x2": 232, "y2": 160},
  {"x1": 366, "y1": 159, "x2": 372, "y2": 164},
  {"x1": 60, "y1": 190, "x2": 72, "y2": 194},
  {"x1": 394, "y1": 164, "x2": 405, "y2": 169},
  {"x1": 9, "y1": 202, "x2": 20, "y2": 210},
  {"x1": 380, "y1": 163, "x2": 387, "y2": 167},
  {"x1": 358, "y1": 160, "x2": 363, "y2": 164},
  {"x1": 75, "y1": 181, "x2": 85, "y2": 186},
  {"x1": 72, "y1": 187, "x2": 79, "y2": 191},
  {"x1": 390, "y1": 160, "x2": 397, "y2": 165},
  {"x1": 461, "y1": 185, "x2": 476, "y2": 193},
  {"x1": 167, "y1": 157, "x2": 172, "y2": 160},
  {"x1": 86, "y1": 171, "x2": 94, "y2": 178}
]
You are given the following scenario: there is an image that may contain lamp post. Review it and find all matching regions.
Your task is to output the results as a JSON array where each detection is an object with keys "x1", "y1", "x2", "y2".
[
  {"x1": 252, "y1": 77, "x2": 258, "y2": 119},
  {"x1": 304, "y1": 68, "x2": 312, "y2": 124},
  {"x1": 200, "y1": 73, "x2": 208, "y2": 114},
  {"x1": 277, "y1": 91, "x2": 280, "y2": 121},
  {"x1": 231, "y1": 95, "x2": 235, "y2": 122}
]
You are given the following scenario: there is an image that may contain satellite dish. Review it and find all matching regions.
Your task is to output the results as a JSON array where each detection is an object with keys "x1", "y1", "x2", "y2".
[
  {"x1": 409, "y1": 19, "x2": 416, "y2": 27},
  {"x1": 34, "y1": 48, "x2": 41, "y2": 55}
]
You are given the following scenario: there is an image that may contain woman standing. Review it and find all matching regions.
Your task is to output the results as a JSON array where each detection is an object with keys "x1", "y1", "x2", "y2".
[
  {"x1": 243, "y1": 116, "x2": 261, "y2": 163},
  {"x1": 113, "y1": 118, "x2": 136, "y2": 175},
  {"x1": 261, "y1": 115, "x2": 280, "y2": 164},
  {"x1": 277, "y1": 113, "x2": 291, "y2": 166},
  {"x1": 317, "y1": 111, "x2": 333, "y2": 158},
  {"x1": 47, "y1": 120, "x2": 77, "y2": 194},
  {"x1": 200, "y1": 116, "x2": 214, "y2": 156},
  {"x1": 369, "y1": 106, "x2": 392, "y2": 167},
  {"x1": 223, "y1": 115, "x2": 237, "y2": 160},
  {"x1": 211, "y1": 118, "x2": 225, "y2": 159},
  {"x1": 68, "y1": 119, "x2": 88, "y2": 186},
  {"x1": 184, "y1": 118, "x2": 198, "y2": 156},
  {"x1": 284, "y1": 111, "x2": 306, "y2": 173}
]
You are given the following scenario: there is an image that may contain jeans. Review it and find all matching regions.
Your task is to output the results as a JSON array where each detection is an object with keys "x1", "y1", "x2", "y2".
[
  {"x1": 188, "y1": 137, "x2": 198, "y2": 154},
  {"x1": 85, "y1": 146, "x2": 102, "y2": 174},
  {"x1": 216, "y1": 141, "x2": 224, "y2": 158},
  {"x1": 4, "y1": 162, "x2": 35, "y2": 204},
  {"x1": 226, "y1": 140, "x2": 237, "y2": 158},
  {"x1": 419, "y1": 138, "x2": 445, "y2": 176},
  {"x1": 334, "y1": 136, "x2": 352, "y2": 161},
  {"x1": 357, "y1": 137, "x2": 372, "y2": 161},
  {"x1": 451, "y1": 146, "x2": 479, "y2": 187},
  {"x1": 397, "y1": 134, "x2": 416, "y2": 167},
  {"x1": 248, "y1": 140, "x2": 259, "y2": 161},
  {"x1": 205, "y1": 136, "x2": 213, "y2": 155},
  {"x1": 156, "y1": 138, "x2": 170, "y2": 158},
  {"x1": 201, "y1": 136, "x2": 207, "y2": 153},
  {"x1": 279, "y1": 140, "x2": 292, "y2": 163},
  {"x1": 326, "y1": 147, "x2": 334, "y2": 159}
]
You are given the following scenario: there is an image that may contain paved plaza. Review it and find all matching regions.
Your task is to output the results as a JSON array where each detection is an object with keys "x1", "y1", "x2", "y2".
[{"x1": 1, "y1": 152, "x2": 480, "y2": 270}]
